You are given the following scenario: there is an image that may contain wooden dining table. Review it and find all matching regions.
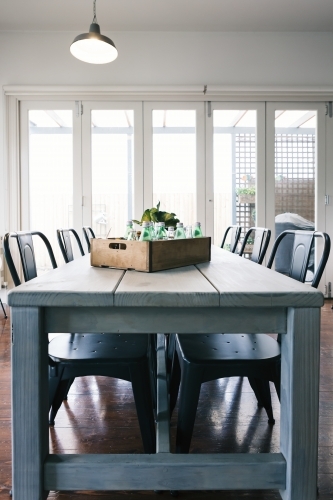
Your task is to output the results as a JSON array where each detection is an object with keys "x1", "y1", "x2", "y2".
[{"x1": 8, "y1": 246, "x2": 323, "y2": 500}]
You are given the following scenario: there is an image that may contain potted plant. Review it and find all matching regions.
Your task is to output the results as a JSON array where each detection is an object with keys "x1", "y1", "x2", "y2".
[
  {"x1": 243, "y1": 236, "x2": 254, "y2": 254},
  {"x1": 133, "y1": 201, "x2": 180, "y2": 228},
  {"x1": 236, "y1": 187, "x2": 256, "y2": 204}
]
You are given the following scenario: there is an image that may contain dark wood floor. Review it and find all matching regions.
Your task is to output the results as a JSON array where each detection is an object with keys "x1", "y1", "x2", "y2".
[{"x1": 0, "y1": 302, "x2": 332, "y2": 499}]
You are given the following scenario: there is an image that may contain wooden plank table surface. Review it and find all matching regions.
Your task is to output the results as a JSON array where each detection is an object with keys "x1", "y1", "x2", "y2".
[{"x1": 8, "y1": 247, "x2": 324, "y2": 500}]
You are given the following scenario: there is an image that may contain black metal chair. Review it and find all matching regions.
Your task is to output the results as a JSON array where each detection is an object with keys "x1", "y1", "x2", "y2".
[
  {"x1": 220, "y1": 225, "x2": 242, "y2": 253},
  {"x1": 4, "y1": 231, "x2": 156, "y2": 453},
  {"x1": 0, "y1": 299, "x2": 7, "y2": 318},
  {"x1": 57, "y1": 228, "x2": 85, "y2": 263},
  {"x1": 82, "y1": 226, "x2": 96, "y2": 253},
  {"x1": 238, "y1": 227, "x2": 271, "y2": 265},
  {"x1": 267, "y1": 230, "x2": 330, "y2": 288},
  {"x1": 169, "y1": 229, "x2": 330, "y2": 453}
]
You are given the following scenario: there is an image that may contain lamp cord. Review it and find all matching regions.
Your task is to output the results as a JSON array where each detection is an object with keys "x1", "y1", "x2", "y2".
[{"x1": 92, "y1": 0, "x2": 97, "y2": 23}]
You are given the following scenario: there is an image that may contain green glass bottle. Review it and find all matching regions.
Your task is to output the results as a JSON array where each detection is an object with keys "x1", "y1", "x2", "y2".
[
  {"x1": 149, "y1": 222, "x2": 156, "y2": 240},
  {"x1": 193, "y1": 222, "x2": 203, "y2": 238},
  {"x1": 139, "y1": 221, "x2": 152, "y2": 241},
  {"x1": 156, "y1": 222, "x2": 168, "y2": 240},
  {"x1": 160, "y1": 222, "x2": 168, "y2": 240},
  {"x1": 175, "y1": 222, "x2": 186, "y2": 239}
]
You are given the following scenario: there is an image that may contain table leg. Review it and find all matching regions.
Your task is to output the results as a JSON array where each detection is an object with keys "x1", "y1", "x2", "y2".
[
  {"x1": 280, "y1": 307, "x2": 320, "y2": 500},
  {"x1": 11, "y1": 307, "x2": 49, "y2": 500}
]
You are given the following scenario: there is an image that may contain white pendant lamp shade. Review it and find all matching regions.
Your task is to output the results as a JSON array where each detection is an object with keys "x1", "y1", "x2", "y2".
[{"x1": 70, "y1": 1, "x2": 118, "y2": 64}]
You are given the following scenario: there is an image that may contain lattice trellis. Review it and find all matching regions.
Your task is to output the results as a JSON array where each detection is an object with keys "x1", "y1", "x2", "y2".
[
  {"x1": 235, "y1": 132, "x2": 315, "y2": 236},
  {"x1": 275, "y1": 133, "x2": 315, "y2": 223}
]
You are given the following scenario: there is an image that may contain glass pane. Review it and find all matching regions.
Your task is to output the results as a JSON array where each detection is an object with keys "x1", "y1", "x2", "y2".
[
  {"x1": 213, "y1": 110, "x2": 257, "y2": 249},
  {"x1": 29, "y1": 110, "x2": 73, "y2": 273},
  {"x1": 152, "y1": 110, "x2": 196, "y2": 226},
  {"x1": 274, "y1": 110, "x2": 316, "y2": 278},
  {"x1": 91, "y1": 110, "x2": 134, "y2": 238}
]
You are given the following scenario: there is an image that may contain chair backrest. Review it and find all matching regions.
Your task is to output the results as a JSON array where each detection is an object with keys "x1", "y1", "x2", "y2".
[
  {"x1": 220, "y1": 225, "x2": 242, "y2": 253},
  {"x1": 238, "y1": 227, "x2": 271, "y2": 265},
  {"x1": 267, "y1": 230, "x2": 331, "y2": 288},
  {"x1": 57, "y1": 228, "x2": 85, "y2": 263},
  {"x1": 82, "y1": 226, "x2": 96, "y2": 253},
  {"x1": 3, "y1": 231, "x2": 57, "y2": 286}
]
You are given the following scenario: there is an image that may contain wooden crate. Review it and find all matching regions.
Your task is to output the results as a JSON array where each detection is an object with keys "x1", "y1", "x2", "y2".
[{"x1": 90, "y1": 237, "x2": 211, "y2": 272}]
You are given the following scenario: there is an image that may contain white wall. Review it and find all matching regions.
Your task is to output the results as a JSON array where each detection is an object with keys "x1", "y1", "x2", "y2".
[
  {"x1": 1, "y1": 31, "x2": 333, "y2": 86},
  {"x1": 1, "y1": 30, "x2": 333, "y2": 233}
]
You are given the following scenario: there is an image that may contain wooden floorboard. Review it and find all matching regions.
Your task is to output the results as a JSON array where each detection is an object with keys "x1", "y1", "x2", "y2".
[{"x1": 0, "y1": 300, "x2": 332, "y2": 498}]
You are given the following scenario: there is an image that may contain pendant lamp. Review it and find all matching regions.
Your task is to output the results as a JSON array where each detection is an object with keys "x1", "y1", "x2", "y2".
[{"x1": 70, "y1": 0, "x2": 118, "y2": 64}]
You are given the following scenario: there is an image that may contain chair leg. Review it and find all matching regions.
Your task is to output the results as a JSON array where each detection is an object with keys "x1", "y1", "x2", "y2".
[
  {"x1": 176, "y1": 364, "x2": 203, "y2": 453},
  {"x1": 248, "y1": 376, "x2": 265, "y2": 407},
  {"x1": 167, "y1": 334, "x2": 176, "y2": 374},
  {"x1": 273, "y1": 359, "x2": 281, "y2": 401},
  {"x1": 62, "y1": 377, "x2": 75, "y2": 400},
  {"x1": 169, "y1": 349, "x2": 181, "y2": 415},
  {"x1": 130, "y1": 361, "x2": 156, "y2": 454},
  {"x1": 148, "y1": 334, "x2": 157, "y2": 413},
  {"x1": 249, "y1": 378, "x2": 275, "y2": 424},
  {"x1": 49, "y1": 363, "x2": 64, "y2": 409},
  {"x1": 0, "y1": 299, "x2": 7, "y2": 319},
  {"x1": 49, "y1": 378, "x2": 72, "y2": 425}
]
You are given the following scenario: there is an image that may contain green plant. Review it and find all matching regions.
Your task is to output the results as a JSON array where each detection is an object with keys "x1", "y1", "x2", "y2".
[
  {"x1": 236, "y1": 187, "x2": 256, "y2": 196},
  {"x1": 133, "y1": 201, "x2": 180, "y2": 228}
]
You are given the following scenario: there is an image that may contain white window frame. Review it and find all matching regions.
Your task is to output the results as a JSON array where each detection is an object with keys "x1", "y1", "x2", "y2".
[
  {"x1": 20, "y1": 100, "x2": 82, "y2": 233},
  {"x1": 81, "y1": 101, "x2": 144, "y2": 228}
]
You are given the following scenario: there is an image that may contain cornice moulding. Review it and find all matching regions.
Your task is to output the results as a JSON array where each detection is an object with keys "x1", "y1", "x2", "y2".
[{"x1": 3, "y1": 85, "x2": 333, "y2": 101}]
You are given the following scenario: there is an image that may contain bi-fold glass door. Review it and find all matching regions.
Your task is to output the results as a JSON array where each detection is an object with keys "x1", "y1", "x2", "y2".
[
  {"x1": 266, "y1": 103, "x2": 326, "y2": 287},
  {"x1": 205, "y1": 102, "x2": 266, "y2": 248},
  {"x1": 143, "y1": 102, "x2": 205, "y2": 232},
  {"x1": 205, "y1": 101, "x2": 327, "y2": 291},
  {"x1": 19, "y1": 98, "x2": 329, "y2": 292},
  {"x1": 266, "y1": 102, "x2": 326, "y2": 241},
  {"x1": 81, "y1": 102, "x2": 143, "y2": 238}
]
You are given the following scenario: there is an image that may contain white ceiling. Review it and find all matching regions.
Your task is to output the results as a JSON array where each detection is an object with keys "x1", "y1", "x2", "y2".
[{"x1": 1, "y1": 0, "x2": 333, "y2": 32}]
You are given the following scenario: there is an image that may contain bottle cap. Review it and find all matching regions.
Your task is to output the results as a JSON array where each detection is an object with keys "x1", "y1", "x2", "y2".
[
  {"x1": 176, "y1": 222, "x2": 183, "y2": 227},
  {"x1": 127, "y1": 220, "x2": 133, "y2": 225},
  {"x1": 168, "y1": 226, "x2": 174, "y2": 231},
  {"x1": 142, "y1": 221, "x2": 150, "y2": 227},
  {"x1": 160, "y1": 222, "x2": 165, "y2": 226},
  {"x1": 194, "y1": 222, "x2": 201, "y2": 226}
]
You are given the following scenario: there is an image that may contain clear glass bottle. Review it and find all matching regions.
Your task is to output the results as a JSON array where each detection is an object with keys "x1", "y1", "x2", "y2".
[
  {"x1": 124, "y1": 220, "x2": 133, "y2": 239},
  {"x1": 127, "y1": 229, "x2": 137, "y2": 241},
  {"x1": 185, "y1": 225, "x2": 193, "y2": 238},
  {"x1": 175, "y1": 222, "x2": 186, "y2": 239},
  {"x1": 167, "y1": 226, "x2": 175, "y2": 240},
  {"x1": 139, "y1": 221, "x2": 152, "y2": 241},
  {"x1": 193, "y1": 222, "x2": 203, "y2": 238}
]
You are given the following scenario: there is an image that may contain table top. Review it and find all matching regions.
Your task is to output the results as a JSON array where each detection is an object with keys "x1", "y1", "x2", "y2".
[{"x1": 7, "y1": 246, "x2": 323, "y2": 309}]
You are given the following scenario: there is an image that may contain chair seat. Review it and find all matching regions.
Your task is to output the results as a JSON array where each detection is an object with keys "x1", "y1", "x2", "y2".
[
  {"x1": 49, "y1": 333, "x2": 149, "y2": 363},
  {"x1": 177, "y1": 333, "x2": 280, "y2": 363}
]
